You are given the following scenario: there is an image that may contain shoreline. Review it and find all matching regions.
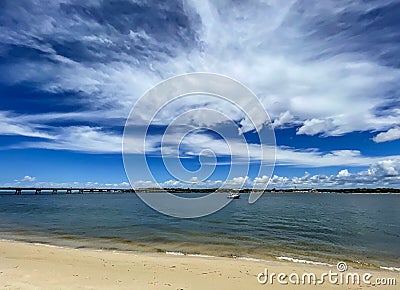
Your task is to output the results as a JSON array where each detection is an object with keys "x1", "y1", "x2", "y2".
[
  {"x1": 1, "y1": 239, "x2": 399, "y2": 289},
  {"x1": 1, "y1": 236, "x2": 399, "y2": 273},
  {"x1": 2, "y1": 237, "x2": 400, "y2": 273}
]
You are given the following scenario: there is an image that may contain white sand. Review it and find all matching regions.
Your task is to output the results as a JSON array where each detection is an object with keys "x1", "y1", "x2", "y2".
[{"x1": 0, "y1": 240, "x2": 398, "y2": 289}]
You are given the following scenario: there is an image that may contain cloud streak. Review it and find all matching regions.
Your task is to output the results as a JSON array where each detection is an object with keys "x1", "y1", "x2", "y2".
[{"x1": 0, "y1": 0, "x2": 400, "y2": 173}]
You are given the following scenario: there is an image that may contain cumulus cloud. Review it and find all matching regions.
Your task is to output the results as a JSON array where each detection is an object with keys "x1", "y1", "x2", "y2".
[
  {"x1": 367, "y1": 159, "x2": 400, "y2": 177},
  {"x1": 337, "y1": 169, "x2": 350, "y2": 177},
  {"x1": 373, "y1": 127, "x2": 400, "y2": 143},
  {"x1": 297, "y1": 118, "x2": 336, "y2": 136},
  {"x1": 272, "y1": 111, "x2": 297, "y2": 128},
  {"x1": 252, "y1": 159, "x2": 400, "y2": 189},
  {"x1": 20, "y1": 176, "x2": 36, "y2": 182},
  {"x1": 10, "y1": 175, "x2": 37, "y2": 185}
]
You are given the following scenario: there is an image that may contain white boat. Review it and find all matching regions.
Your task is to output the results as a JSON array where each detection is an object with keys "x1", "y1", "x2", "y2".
[{"x1": 227, "y1": 192, "x2": 240, "y2": 199}]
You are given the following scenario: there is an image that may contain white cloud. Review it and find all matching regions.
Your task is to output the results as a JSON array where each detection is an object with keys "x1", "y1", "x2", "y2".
[
  {"x1": 373, "y1": 127, "x2": 400, "y2": 143},
  {"x1": 150, "y1": 157, "x2": 398, "y2": 188},
  {"x1": 297, "y1": 118, "x2": 335, "y2": 136},
  {"x1": 225, "y1": 176, "x2": 251, "y2": 187},
  {"x1": 252, "y1": 159, "x2": 400, "y2": 189},
  {"x1": 10, "y1": 176, "x2": 37, "y2": 186},
  {"x1": 19, "y1": 126, "x2": 122, "y2": 153},
  {"x1": 1, "y1": 0, "x2": 399, "y2": 142},
  {"x1": 337, "y1": 169, "x2": 350, "y2": 177},
  {"x1": 272, "y1": 111, "x2": 297, "y2": 128},
  {"x1": 0, "y1": 111, "x2": 54, "y2": 140},
  {"x1": 274, "y1": 148, "x2": 397, "y2": 167},
  {"x1": 2, "y1": 116, "x2": 398, "y2": 169},
  {"x1": 175, "y1": 132, "x2": 399, "y2": 167},
  {"x1": 20, "y1": 176, "x2": 36, "y2": 182},
  {"x1": 3, "y1": 158, "x2": 400, "y2": 189},
  {"x1": 367, "y1": 160, "x2": 400, "y2": 177},
  {"x1": 0, "y1": 0, "x2": 399, "y2": 174}
]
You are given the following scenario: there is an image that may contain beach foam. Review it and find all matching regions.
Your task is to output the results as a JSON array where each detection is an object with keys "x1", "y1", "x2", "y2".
[
  {"x1": 165, "y1": 251, "x2": 185, "y2": 256},
  {"x1": 276, "y1": 256, "x2": 333, "y2": 267},
  {"x1": 236, "y1": 256, "x2": 265, "y2": 262},
  {"x1": 380, "y1": 266, "x2": 400, "y2": 272},
  {"x1": 187, "y1": 253, "x2": 216, "y2": 258}
]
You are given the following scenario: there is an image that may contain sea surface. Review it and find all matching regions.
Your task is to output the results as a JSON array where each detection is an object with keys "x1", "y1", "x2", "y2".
[{"x1": 0, "y1": 192, "x2": 399, "y2": 270}]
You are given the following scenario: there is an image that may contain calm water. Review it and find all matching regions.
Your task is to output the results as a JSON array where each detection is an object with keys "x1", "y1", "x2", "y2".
[{"x1": 0, "y1": 192, "x2": 399, "y2": 269}]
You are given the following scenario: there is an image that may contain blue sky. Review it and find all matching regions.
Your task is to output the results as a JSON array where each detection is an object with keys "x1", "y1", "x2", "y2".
[{"x1": 0, "y1": 0, "x2": 400, "y2": 189}]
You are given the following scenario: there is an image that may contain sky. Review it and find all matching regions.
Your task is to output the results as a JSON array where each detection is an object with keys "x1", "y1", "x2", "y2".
[{"x1": 0, "y1": 0, "x2": 400, "y2": 189}]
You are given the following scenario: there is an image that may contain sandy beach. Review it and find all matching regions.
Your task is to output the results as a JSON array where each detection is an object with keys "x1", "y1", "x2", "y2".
[{"x1": 0, "y1": 239, "x2": 398, "y2": 290}]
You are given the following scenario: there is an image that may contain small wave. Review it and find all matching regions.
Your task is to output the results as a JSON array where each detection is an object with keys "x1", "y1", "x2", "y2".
[
  {"x1": 165, "y1": 251, "x2": 185, "y2": 256},
  {"x1": 165, "y1": 251, "x2": 218, "y2": 259},
  {"x1": 236, "y1": 257, "x2": 265, "y2": 262},
  {"x1": 380, "y1": 266, "x2": 400, "y2": 272},
  {"x1": 187, "y1": 254, "x2": 216, "y2": 258},
  {"x1": 165, "y1": 251, "x2": 266, "y2": 261},
  {"x1": 276, "y1": 256, "x2": 333, "y2": 267},
  {"x1": 33, "y1": 242, "x2": 61, "y2": 249}
]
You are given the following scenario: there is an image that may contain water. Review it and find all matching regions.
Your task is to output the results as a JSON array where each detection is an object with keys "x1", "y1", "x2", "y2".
[{"x1": 0, "y1": 192, "x2": 399, "y2": 269}]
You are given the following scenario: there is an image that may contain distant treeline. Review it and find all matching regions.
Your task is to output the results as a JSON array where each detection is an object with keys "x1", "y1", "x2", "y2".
[
  {"x1": 148, "y1": 187, "x2": 400, "y2": 193},
  {"x1": 310, "y1": 187, "x2": 400, "y2": 193}
]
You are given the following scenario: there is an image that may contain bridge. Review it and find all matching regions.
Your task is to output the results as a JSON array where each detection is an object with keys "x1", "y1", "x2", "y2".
[{"x1": 0, "y1": 187, "x2": 135, "y2": 195}]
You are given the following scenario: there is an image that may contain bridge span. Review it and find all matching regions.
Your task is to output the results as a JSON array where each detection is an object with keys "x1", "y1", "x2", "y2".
[{"x1": 0, "y1": 187, "x2": 135, "y2": 195}]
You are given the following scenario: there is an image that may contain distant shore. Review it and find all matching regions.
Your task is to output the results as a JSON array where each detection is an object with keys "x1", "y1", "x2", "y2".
[
  {"x1": 0, "y1": 239, "x2": 398, "y2": 289},
  {"x1": 161, "y1": 187, "x2": 400, "y2": 194},
  {"x1": 1, "y1": 186, "x2": 399, "y2": 195}
]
